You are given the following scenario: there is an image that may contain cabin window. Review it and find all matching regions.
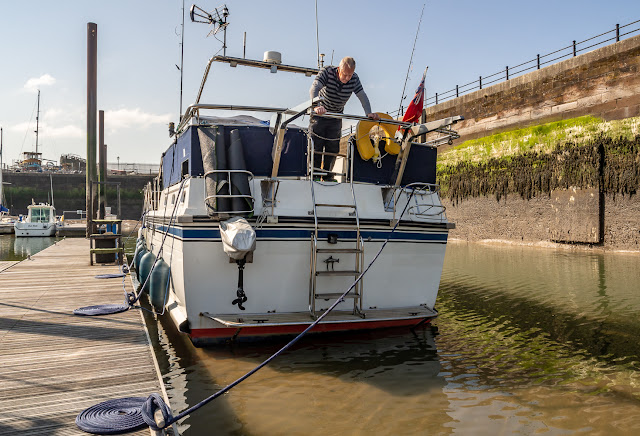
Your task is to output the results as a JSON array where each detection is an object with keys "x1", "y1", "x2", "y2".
[
  {"x1": 181, "y1": 159, "x2": 189, "y2": 178},
  {"x1": 31, "y1": 208, "x2": 51, "y2": 223},
  {"x1": 171, "y1": 194, "x2": 176, "y2": 205},
  {"x1": 164, "y1": 195, "x2": 168, "y2": 206},
  {"x1": 181, "y1": 191, "x2": 186, "y2": 203}
]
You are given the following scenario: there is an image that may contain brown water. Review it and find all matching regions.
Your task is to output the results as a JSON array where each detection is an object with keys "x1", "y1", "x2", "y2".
[{"x1": 141, "y1": 241, "x2": 640, "y2": 435}]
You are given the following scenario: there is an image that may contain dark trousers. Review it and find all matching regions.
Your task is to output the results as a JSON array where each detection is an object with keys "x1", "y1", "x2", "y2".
[{"x1": 310, "y1": 116, "x2": 342, "y2": 177}]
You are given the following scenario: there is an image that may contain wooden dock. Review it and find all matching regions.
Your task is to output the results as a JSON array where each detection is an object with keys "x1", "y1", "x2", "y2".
[
  {"x1": 0, "y1": 261, "x2": 18, "y2": 273},
  {"x1": 0, "y1": 238, "x2": 173, "y2": 435}
]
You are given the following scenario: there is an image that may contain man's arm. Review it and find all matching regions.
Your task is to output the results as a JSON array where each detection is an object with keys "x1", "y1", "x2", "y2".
[
  {"x1": 309, "y1": 79, "x2": 323, "y2": 99},
  {"x1": 310, "y1": 69, "x2": 327, "y2": 114},
  {"x1": 355, "y1": 90, "x2": 379, "y2": 120}
]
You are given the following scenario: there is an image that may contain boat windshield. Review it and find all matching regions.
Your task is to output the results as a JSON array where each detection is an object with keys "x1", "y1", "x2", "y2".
[{"x1": 30, "y1": 208, "x2": 51, "y2": 223}]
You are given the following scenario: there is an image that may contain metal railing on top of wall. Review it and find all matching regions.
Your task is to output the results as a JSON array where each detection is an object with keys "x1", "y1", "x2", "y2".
[{"x1": 396, "y1": 20, "x2": 640, "y2": 115}]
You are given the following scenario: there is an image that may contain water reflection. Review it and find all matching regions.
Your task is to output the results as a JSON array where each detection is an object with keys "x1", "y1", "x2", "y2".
[
  {"x1": 143, "y1": 241, "x2": 640, "y2": 435},
  {"x1": 0, "y1": 234, "x2": 60, "y2": 261}
]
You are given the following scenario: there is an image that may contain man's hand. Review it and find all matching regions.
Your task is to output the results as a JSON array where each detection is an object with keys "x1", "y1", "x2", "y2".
[
  {"x1": 367, "y1": 113, "x2": 380, "y2": 121},
  {"x1": 314, "y1": 106, "x2": 327, "y2": 115}
]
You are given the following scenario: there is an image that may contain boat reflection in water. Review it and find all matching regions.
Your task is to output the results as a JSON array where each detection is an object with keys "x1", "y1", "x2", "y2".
[
  {"x1": 145, "y1": 241, "x2": 640, "y2": 435},
  {"x1": 13, "y1": 235, "x2": 58, "y2": 259}
]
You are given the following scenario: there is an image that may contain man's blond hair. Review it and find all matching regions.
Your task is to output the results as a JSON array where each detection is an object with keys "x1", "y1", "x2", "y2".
[{"x1": 339, "y1": 56, "x2": 356, "y2": 71}]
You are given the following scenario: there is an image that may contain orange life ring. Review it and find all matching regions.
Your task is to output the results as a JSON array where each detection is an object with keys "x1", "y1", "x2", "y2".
[{"x1": 355, "y1": 113, "x2": 400, "y2": 161}]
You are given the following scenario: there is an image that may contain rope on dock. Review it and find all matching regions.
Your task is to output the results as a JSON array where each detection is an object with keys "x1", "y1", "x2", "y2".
[
  {"x1": 94, "y1": 273, "x2": 126, "y2": 279},
  {"x1": 75, "y1": 397, "x2": 149, "y2": 434},
  {"x1": 73, "y1": 303, "x2": 129, "y2": 316},
  {"x1": 76, "y1": 189, "x2": 418, "y2": 434}
]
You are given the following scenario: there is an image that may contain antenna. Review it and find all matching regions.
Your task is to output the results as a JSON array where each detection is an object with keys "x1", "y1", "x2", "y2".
[
  {"x1": 190, "y1": 3, "x2": 229, "y2": 55},
  {"x1": 397, "y1": 3, "x2": 425, "y2": 117},
  {"x1": 179, "y1": 0, "x2": 186, "y2": 119},
  {"x1": 315, "y1": 0, "x2": 320, "y2": 68}
]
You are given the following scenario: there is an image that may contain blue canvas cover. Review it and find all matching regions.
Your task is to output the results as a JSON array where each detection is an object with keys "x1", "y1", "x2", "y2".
[
  {"x1": 163, "y1": 122, "x2": 307, "y2": 189},
  {"x1": 351, "y1": 138, "x2": 438, "y2": 186}
]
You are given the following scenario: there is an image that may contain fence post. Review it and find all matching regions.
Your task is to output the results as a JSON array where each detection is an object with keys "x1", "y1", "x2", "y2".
[
  {"x1": 537, "y1": 54, "x2": 540, "y2": 69},
  {"x1": 435, "y1": 92, "x2": 438, "y2": 105},
  {"x1": 616, "y1": 24, "x2": 620, "y2": 42},
  {"x1": 573, "y1": 40, "x2": 576, "y2": 56},
  {"x1": 456, "y1": 84, "x2": 459, "y2": 98},
  {"x1": 506, "y1": 66, "x2": 509, "y2": 80},
  {"x1": 479, "y1": 76, "x2": 482, "y2": 89}
]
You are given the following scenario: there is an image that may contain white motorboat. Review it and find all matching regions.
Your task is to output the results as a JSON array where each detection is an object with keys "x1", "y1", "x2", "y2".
[
  {"x1": 134, "y1": 12, "x2": 462, "y2": 344},
  {"x1": 14, "y1": 202, "x2": 57, "y2": 237},
  {"x1": 136, "y1": 103, "x2": 461, "y2": 345}
]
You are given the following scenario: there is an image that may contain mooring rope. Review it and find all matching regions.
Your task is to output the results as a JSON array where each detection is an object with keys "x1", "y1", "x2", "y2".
[
  {"x1": 76, "y1": 189, "x2": 418, "y2": 434},
  {"x1": 75, "y1": 397, "x2": 149, "y2": 434}
]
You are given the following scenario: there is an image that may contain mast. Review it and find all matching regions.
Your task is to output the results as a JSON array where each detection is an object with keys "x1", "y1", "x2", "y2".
[
  {"x1": 35, "y1": 89, "x2": 40, "y2": 156},
  {"x1": 0, "y1": 127, "x2": 3, "y2": 210},
  {"x1": 179, "y1": 0, "x2": 185, "y2": 118}
]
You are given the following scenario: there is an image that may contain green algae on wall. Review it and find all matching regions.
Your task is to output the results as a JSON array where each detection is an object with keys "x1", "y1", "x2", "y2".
[
  {"x1": 437, "y1": 135, "x2": 640, "y2": 203},
  {"x1": 438, "y1": 115, "x2": 640, "y2": 167}
]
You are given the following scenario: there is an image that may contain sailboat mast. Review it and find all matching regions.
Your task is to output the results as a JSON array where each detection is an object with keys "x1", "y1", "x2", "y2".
[
  {"x1": 0, "y1": 127, "x2": 3, "y2": 209},
  {"x1": 35, "y1": 90, "x2": 40, "y2": 156}
]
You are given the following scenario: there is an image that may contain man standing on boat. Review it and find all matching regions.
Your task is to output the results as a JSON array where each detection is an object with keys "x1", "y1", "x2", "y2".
[{"x1": 309, "y1": 56, "x2": 379, "y2": 180}]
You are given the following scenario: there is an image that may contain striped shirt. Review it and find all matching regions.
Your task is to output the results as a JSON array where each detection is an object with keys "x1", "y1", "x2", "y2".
[{"x1": 310, "y1": 66, "x2": 372, "y2": 114}]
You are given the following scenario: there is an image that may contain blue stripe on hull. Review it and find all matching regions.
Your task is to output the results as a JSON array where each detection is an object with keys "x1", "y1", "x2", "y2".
[{"x1": 155, "y1": 225, "x2": 448, "y2": 242}]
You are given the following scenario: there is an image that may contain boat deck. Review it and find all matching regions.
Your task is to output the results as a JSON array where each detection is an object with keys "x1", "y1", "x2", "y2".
[
  {"x1": 203, "y1": 306, "x2": 438, "y2": 328},
  {"x1": 0, "y1": 238, "x2": 173, "y2": 435}
]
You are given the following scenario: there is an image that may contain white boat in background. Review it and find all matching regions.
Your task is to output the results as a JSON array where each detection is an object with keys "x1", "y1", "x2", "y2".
[
  {"x1": 0, "y1": 126, "x2": 13, "y2": 234},
  {"x1": 14, "y1": 202, "x2": 57, "y2": 237}
]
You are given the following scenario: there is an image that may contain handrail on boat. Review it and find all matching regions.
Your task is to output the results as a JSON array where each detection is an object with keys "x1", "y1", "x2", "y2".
[
  {"x1": 203, "y1": 169, "x2": 255, "y2": 215},
  {"x1": 176, "y1": 103, "x2": 288, "y2": 134},
  {"x1": 383, "y1": 182, "x2": 448, "y2": 222},
  {"x1": 175, "y1": 99, "x2": 463, "y2": 217}
]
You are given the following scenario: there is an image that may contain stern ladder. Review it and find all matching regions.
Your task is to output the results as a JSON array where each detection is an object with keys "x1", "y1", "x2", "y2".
[{"x1": 308, "y1": 135, "x2": 365, "y2": 318}]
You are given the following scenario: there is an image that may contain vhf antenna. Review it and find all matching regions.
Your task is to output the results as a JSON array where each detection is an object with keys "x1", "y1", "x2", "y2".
[{"x1": 190, "y1": 3, "x2": 229, "y2": 56}]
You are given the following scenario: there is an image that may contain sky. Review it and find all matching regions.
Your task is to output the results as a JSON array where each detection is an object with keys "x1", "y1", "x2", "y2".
[{"x1": 0, "y1": 0, "x2": 638, "y2": 165}]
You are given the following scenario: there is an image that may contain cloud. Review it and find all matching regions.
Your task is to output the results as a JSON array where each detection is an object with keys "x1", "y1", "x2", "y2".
[
  {"x1": 46, "y1": 124, "x2": 83, "y2": 138},
  {"x1": 24, "y1": 74, "x2": 56, "y2": 92},
  {"x1": 106, "y1": 108, "x2": 172, "y2": 131},
  {"x1": 9, "y1": 121, "x2": 82, "y2": 139}
]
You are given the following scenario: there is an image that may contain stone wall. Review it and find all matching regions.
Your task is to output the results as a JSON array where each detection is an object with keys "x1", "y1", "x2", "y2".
[
  {"x1": 1, "y1": 172, "x2": 154, "y2": 219},
  {"x1": 427, "y1": 34, "x2": 640, "y2": 148},
  {"x1": 430, "y1": 35, "x2": 640, "y2": 251},
  {"x1": 443, "y1": 193, "x2": 640, "y2": 250}
]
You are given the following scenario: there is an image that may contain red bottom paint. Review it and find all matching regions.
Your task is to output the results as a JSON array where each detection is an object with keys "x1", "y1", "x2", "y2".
[{"x1": 189, "y1": 317, "x2": 434, "y2": 342}]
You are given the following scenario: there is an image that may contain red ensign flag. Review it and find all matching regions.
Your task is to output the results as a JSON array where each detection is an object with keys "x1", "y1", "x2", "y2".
[{"x1": 400, "y1": 69, "x2": 427, "y2": 125}]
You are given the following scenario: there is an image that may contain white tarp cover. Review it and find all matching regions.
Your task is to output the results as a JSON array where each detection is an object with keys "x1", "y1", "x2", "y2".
[{"x1": 219, "y1": 216, "x2": 257, "y2": 260}]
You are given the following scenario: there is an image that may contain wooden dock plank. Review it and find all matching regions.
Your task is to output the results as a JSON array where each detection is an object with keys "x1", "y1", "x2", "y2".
[
  {"x1": 0, "y1": 260, "x2": 18, "y2": 272},
  {"x1": 0, "y1": 238, "x2": 173, "y2": 435}
]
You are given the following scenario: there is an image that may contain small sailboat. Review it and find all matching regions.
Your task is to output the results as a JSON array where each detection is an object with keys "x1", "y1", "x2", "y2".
[{"x1": 13, "y1": 92, "x2": 58, "y2": 237}]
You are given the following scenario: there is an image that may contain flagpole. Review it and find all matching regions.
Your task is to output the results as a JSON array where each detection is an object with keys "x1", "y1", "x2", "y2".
[{"x1": 420, "y1": 67, "x2": 428, "y2": 142}]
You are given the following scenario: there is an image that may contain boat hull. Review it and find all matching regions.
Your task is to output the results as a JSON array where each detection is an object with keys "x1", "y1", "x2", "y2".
[
  {"x1": 144, "y1": 219, "x2": 446, "y2": 344},
  {"x1": 139, "y1": 176, "x2": 450, "y2": 345},
  {"x1": 14, "y1": 222, "x2": 56, "y2": 237},
  {"x1": 187, "y1": 315, "x2": 435, "y2": 345}
]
